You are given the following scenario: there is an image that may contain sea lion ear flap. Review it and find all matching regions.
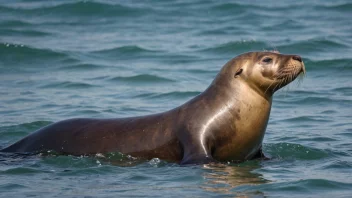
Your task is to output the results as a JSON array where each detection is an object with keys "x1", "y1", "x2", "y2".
[{"x1": 234, "y1": 68, "x2": 243, "y2": 78}]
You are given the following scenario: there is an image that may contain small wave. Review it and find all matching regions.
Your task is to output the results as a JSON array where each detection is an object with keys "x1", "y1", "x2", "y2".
[
  {"x1": 211, "y1": 2, "x2": 250, "y2": 15},
  {"x1": 287, "y1": 90, "x2": 321, "y2": 95},
  {"x1": 210, "y1": 2, "x2": 284, "y2": 15},
  {"x1": 0, "y1": 121, "x2": 50, "y2": 146},
  {"x1": 245, "y1": 179, "x2": 352, "y2": 193},
  {"x1": 299, "y1": 136, "x2": 337, "y2": 142},
  {"x1": 0, "y1": 29, "x2": 50, "y2": 37},
  {"x1": 305, "y1": 58, "x2": 352, "y2": 71},
  {"x1": 102, "y1": 152, "x2": 150, "y2": 167},
  {"x1": 186, "y1": 69, "x2": 219, "y2": 74},
  {"x1": 200, "y1": 40, "x2": 268, "y2": 54},
  {"x1": 0, "y1": 20, "x2": 33, "y2": 27},
  {"x1": 337, "y1": 131, "x2": 352, "y2": 138},
  {"x1": 321, "y1": 160, "x2": 352, "y2": 169},
  {"x1": 212, "y1": 2, "x2": 303, "y2": 12},
  {"x1": 317, "y1": 3, "x2": 352, "y2": 12},
  {"x1": 300, "y1": 96, "x2": 350, "y2": 105},
  {"x1": 281, "y1": 116, "x2": 330, "y2": 123},
  {"x1": 40, "y1": 155, "x2": 104, "y2": 170},
  {"x1": 136, "y1": 91, "x2": 201, "y2": 99},
  {"x1": 0, "y1": 43, "x2": 69, "y2": 63},
  {"x1": 92, "y1": 45, "x2": 160, "y2": 57},
  {"x1": 264, "y1": 143, "x2": 329, "y2": 160},
  {"x1": 333, "y1": 87, "x2": 352, "y2": 92},
  {"x1": 196, "y1": 26, "x2": 252, "y2": 37},
  {"x1": 0, "y1": 183, "x2": 27, "y2": 190},
  {"x1": 320, "y1": 110, "x2": 337, "y2": 114},
  {"x1": 109, "y1": 74, "x2": 175, "y2": 83},
  {"x1": 0, "y1": 121, "x2": 51, "y2": 135},
  {"x1": 277, "y1": 96, "x2": 338, "y2": 106},
  {"x1": 332, "y1": 87, "x2": 352, "y2": 96},
  {"x1": 84, "y1": 76, "x2": 110, "y2": 81},
  {"x1": 0, "y1": 2, "x2": 149, "y2": 18},
  {"x1": 39, "y1": 81, "x2": 98, "y2": 89},
  {"x1": 72, "y1": 110, "x2": 101, "y2": 116},
  {"x1": 277, "y1": 39, "x2": 349, "y2": 54},
  {"x1": 0, "y1": 5, "x2": 15, "y2": 12},
  {"x1": 159, "y1": 54, "x2": 201, "y2": 65},
  {"x1": 59, "y1": 63, "x2": 106, "y2": 71},
  {"x1": 1, "y1": 167, "x2": 45, "y2": 175},
  {"x1": 262, "y1": 19, "x2": 304, "y2": 31}
]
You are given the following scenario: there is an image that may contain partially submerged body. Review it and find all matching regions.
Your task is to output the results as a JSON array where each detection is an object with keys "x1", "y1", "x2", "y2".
[{"x1": 1, "y1": 52, "x2": 305, "y2": 164}]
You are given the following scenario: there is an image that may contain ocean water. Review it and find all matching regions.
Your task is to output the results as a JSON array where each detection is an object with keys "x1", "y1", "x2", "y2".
[{"x1": 0, "y1": 0, "x2": 351, "y2": 197}]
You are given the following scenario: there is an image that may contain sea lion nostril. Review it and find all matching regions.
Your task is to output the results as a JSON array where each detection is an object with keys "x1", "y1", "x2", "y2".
[{"x1": 292, "y1": 55, "x2": 302, "y2": 62}]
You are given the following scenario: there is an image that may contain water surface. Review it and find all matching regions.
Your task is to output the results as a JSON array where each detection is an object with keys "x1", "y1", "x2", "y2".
[{"x1": 0, "y1": 0, "x2": 351, "y2": 197}]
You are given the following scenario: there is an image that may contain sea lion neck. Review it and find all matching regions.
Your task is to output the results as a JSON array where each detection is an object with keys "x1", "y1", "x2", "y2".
[
  {"x1": 207, "y1": 73, "x2": 272, "y2": 104},
  {"x1": 236, "y1": 77, "x2": 273, "y2": 102}
]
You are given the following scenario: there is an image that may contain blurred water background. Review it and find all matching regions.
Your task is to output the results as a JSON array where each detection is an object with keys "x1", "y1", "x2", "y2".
[{"x1": 0, "y1": 0, "x2": 351, "y2": 197}]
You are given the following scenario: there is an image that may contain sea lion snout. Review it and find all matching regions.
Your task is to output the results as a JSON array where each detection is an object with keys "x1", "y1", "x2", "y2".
[
  {"x1": 292, "y1": 55, "x2": 302, "y2": 62},
  {"x1": 291, "y1": 55, "x2": 305, "y2": 74}
]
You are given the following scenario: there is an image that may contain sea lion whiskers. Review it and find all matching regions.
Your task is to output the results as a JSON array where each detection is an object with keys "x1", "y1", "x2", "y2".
[
  {"x1": 275, "y1": 65, "x2": 301, "y2": 83},
  {"x1": 272, "y1": 79, "x2": 283, "y2": 92},
  {"x1": 264, "y1": 81, "x2": 275, "y2": 95}
]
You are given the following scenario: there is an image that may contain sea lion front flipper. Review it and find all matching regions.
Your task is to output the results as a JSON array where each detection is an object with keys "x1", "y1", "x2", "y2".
[{"x1": 251, "y1": 147, "x2": 270, "y2": 160}]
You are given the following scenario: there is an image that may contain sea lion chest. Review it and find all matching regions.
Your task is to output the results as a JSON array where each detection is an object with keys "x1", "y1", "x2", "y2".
[{"x1": 212, "y1": 85, "x2": 272, "y2": 161}]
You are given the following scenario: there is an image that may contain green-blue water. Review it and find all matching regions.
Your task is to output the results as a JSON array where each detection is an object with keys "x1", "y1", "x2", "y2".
[{"x1": 0, "y1": 0, "x2": 351, "y2": 197}]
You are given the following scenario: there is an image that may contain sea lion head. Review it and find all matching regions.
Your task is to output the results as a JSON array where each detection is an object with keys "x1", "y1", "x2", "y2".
[{"x1": 217, "y1": 51, "x2": 306, "y2": 97}]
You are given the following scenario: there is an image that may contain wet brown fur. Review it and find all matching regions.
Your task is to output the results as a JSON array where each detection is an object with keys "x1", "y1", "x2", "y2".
[{"x1": 1, "y1": 52, "x2": 305, "y2": 164}]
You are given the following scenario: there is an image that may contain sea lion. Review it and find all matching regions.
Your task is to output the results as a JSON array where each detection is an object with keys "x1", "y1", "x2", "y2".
[{"x1": 0, "y1": 52, "x2": 305, "y2": 164}]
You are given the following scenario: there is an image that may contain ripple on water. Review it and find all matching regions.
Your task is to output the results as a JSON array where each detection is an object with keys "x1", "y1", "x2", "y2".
[
  {"x1": 109, "y1": 74, "x2": 175, "y2": 84},
  {"x1": 277, "y1": 39, "x2": 349, "y2": 54},
  {"x1": 0, "y1": 121, "x2": 51, "y2": 137},
  {"x1": 58, "y1": 63, "x2": 108, "y2": 71},
  {"x1": 332, "y1": 87, "x2": 352, "y2": 96},
  {"x1": 0, "y1": 19, "x2": 33, "y2": 27},
  {"x1": 38, "y1": 81, "x2": 98, "y2": 89},
  {"x1": 0, "y1": 183, "x2": 27, "y2": 190},
  {"x1": 0, "y1": 43, "x2": 69, "y2": 65},
  {"x1": 1, "y1": 167, "x2": 46, "y2": 175},
  {"x1": 264, "y1": 143, "x2": 330, "y2": 160},
  {"x1": 262, "y1": 19, "x2": 305, "y2": 31},
  {"x1": 135, "y1": 91, "x2": 201, "y2": 100},
  {"x1": 320, "y1": 159, "x2": 352, "y2": 170},
  {"x1": 277, "y1": 96, "x2": 339, "y2": 106},
  {"x1": 0, "y1": 29, "x2": 51, "y2": 37},
  {"x1": 211, "y1": 2, "x2": 252, "y2": 14},
  {"x1": 91, "y1": 45, "x2": 161, "y2": 59},
  {"x1": 233, "y1": 179, "x2": 352, "y2": 196},
  {"x1": 317, "y1": 3, "x2": 352, "y2": 12},
  {"x1": 279, "y1": 115, "x2": 331, "y2": 123},
  {"x1": 200, "y1": 40, "x2": 268, "y2": 55},
  {"x1": 337, "y1": 131, "x2": 352, "y2": 138},
  {"x1": 0, "y1": 2, "x2": 150, "y2": 18},
  {"x1": 304, "y1": 58, "x2": 352, "y2": 71},
  {"x1": 0, "y1": 0, "x2": 351, "y2": 197}
]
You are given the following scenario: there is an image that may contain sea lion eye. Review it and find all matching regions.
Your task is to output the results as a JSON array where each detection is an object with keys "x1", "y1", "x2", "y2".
[
  {"x1": 262, "y1": 57, "x2": 272, "y2": 63},
  {"x1": 234, "y1": 68, "x2": 243, "y2": 78}
]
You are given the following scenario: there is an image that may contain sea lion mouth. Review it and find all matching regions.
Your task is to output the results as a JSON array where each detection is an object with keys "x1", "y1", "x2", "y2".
[
  {"x1": 275, "y1": 66, "x2": 304, "y2": 80},
  {"x1": 275, "y1": 58, "x2": 305, "y2": 79},
  {"x1": 272, "y1": 61, "x2": 305, "y2": 91}
]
